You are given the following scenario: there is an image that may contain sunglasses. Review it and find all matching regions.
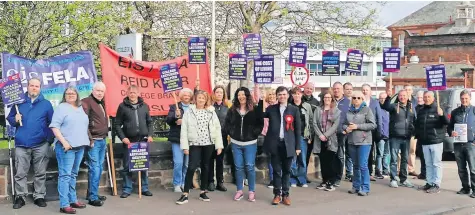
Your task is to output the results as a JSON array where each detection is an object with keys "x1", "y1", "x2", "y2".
[{"x1": 352, "y1": 97, "x2": 362, "y2": 100}]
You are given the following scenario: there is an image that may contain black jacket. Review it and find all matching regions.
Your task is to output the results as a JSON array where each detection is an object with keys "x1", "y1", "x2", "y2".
[
  {"x1": 264, "y1": 104, "x2": 302, "y2": 157},
  {"x1": 303, "y1": 94, "x2": 319, "y2": 111},
  {"x1": 114, "y1": 97, "x2": 153, "y2": 141},
  {"x1": 382, "y1": 97, "x2": 416, "y2": 139},
  {"x1": 213, "y1": 102, "x2": 229, "y2": 133},
  {"x1": 448, "y1": 105, "x2": 475, "y2": 143},
  {"x1": 224, "y1": 100, "x2": 264, "y2": 142},
  {"x1": 414, "y1": 102, "x2": 450, "y2": 145},
  {"x1": 166, "y1": 103, "x2": 185, "y2": 143}
]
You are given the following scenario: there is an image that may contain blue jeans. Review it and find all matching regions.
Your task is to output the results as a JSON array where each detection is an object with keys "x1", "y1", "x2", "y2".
[
  {"x1": 389, "y1": 138, "x2": 409, "y2": 182},
  {"x1": 171, "y1": 142, "x2": 189, "y2": 187},
  {"x1": 86, "y1": 139, "x2": 106, "y2": 201},
  {"x1": 383, "y1": 139, "x2": 390, "y2": 174},
  {"x1": 55, "y1": 143, "x2": 85, "y2": 208},
  {"x1": 291, "y1": 137, "x2": 307, "y2": 185},
  {"x1": 232, "y1": 143, "x2": 257, "y2": 192},
  {"x1": 375, "y1": 139, "x2": 390, "y2": 175},
  {"x1": 121, "y1": 144, "x2": 149, "y2": 194},
  {"x1": 423, "y1": 143, "x2": 443, "y2": 186},
  {"x1": 348, "y1": 144, "x2": 371, "y2": 193},
  {"x1": 454, "y1": 143, "x2": 475, "y2": 191}
]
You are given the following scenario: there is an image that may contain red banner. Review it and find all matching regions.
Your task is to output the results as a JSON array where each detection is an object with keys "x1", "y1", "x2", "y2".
[{"x1": 99, "y1": 44, "x2": 211, "y2": 116}]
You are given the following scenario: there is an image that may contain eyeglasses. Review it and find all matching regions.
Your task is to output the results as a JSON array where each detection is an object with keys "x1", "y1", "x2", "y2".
[
  {"x1": 324, "y1": 97, "x2": 332, "y2": 99},
  {"x1": 66, "y1": 93, "x2": 77, "y2": 96},
  {"x1": 352, "y1": 97, "x2": 362, "y2": 100}
]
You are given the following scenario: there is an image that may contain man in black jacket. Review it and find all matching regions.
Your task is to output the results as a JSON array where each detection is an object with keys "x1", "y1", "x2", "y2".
[
  {"x1": 415, "y1": 91, "x2": 449, "y2": 194},
  {"x1": 448, "y1": 90, "x2": 475, "y2": 197},
  {"x1": 382, "y1": 89, "x2": 416, "y2": 188},
  {"x1": 115, "y1": 85, "x2": 154, "y2": 198},
  {"x1": 264, "y1": 86, "x2": 301, "y2": 206},
  {"x1": 302, "y1": 82, "x2": 318, "y2": 183}
]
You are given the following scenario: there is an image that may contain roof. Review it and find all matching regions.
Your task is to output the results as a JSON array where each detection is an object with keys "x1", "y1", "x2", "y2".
[
  {"x1": 389, "y1": 1, "x2": 464, "y2": 28},
  {"x1": 426, "y1": 22, "x2": 475, "y2": 35},
  {"x1": 384, "y1": 62, "x2": 474, "y2": 79}
]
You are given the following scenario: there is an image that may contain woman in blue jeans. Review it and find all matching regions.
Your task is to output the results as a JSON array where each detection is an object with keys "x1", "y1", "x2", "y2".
[
  {"x1": 50, "y1": 86, "x2": 90, "y2": 214},
  {"x1": 224, "y1": 87, "x2": 264, "y2": 202},
  {"x1": 166, "y1": 88, "x2": 193, "y2": 192},
  {"x1": 342, "y1": 91, "x2": 376, "y2": 196}
]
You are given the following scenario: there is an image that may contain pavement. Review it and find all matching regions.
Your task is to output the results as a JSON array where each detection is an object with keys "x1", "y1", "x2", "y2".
[{"x1": 1, "y1": 160, "x2": 475, "y2": 215}]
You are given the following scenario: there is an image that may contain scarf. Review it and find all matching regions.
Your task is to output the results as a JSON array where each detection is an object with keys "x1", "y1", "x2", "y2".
[{"x1": 349, "y1": 101, "x2": 367, "y2": 112}]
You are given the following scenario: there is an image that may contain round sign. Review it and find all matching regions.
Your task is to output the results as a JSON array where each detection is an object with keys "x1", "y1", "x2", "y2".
[{"x1": 290, "y1": 67, "x2": 310, "y2": 87}]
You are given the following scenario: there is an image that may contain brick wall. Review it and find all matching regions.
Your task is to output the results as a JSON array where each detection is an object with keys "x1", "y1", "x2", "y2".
[{"x1": 406, "y1": 34, "x2": 475, "y2": 63}]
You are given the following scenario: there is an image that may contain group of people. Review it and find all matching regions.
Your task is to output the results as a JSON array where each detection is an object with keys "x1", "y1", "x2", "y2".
[
  {"x1": 7, "y1": 78, "x2": 475, "y2": 212},
  {"x1": 8, "y1": 79, "x2": 155, "y2": 214}
]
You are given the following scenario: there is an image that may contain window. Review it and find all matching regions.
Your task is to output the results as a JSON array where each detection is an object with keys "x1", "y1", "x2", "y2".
[
  {"x1": 361, "y1": 63, "x2": 369, "y2": 76},
  {"x1": 377, "y1": 63, "x2": 388, "y2": 77},
  {"x1": 307, "y1": 63, "x2": 318, "y2": 76},
  {"x1": 439, "y1": 56, "x2": 444, "y2": 63},
  {"x1": 308, "y1": 42, "x2": 325, "y2": 50},
  {"x1": 285, "y1": 64, "x2": 292, "y2": 75},
  {"x1": 398, "y1": 34, "x2": 405, "y2": 56},
  {"x1": 339, "y1": 63, "x2": 345, "y2": 76}
]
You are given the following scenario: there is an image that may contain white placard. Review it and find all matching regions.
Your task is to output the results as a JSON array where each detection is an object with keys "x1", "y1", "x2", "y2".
[{"x1": 454, "y1": 123, "x2": 468, "y2": 143}]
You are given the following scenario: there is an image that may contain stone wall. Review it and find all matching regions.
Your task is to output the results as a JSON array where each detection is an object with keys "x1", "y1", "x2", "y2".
[
  {"x1": 0, "y1": 142, "x2": 318, "y2": 203},
  {"x1": 406, "y1": 34, "x2": 475, "y2": 63}
]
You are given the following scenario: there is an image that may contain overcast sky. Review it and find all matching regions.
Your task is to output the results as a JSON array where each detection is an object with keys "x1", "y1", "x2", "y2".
[{"x1": 377, "y1": 1, "x2": 432, "y2": 26}]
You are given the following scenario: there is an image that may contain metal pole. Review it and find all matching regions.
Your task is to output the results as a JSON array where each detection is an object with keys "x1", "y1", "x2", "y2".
[
  {"x1": 210, "y1": 0, "x2": 216, "y2": 89},
  {"x1": 105, "y1": 150, "x2": 113, "y2": 194},
  {"x1": 8, "y1": 136, "x2": 15, "y2": 198}
]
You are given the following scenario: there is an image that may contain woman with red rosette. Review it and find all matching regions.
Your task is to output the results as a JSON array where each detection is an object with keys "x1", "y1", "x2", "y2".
[
  {"x1": 264, "y1": 86, "x2": 302, "y2": 206},
  {"x1": 224, "y1": 87, "x2": 264, "y2": 202}
]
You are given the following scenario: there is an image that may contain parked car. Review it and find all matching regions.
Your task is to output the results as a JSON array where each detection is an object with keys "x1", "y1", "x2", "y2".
[{"x1": 390, "y1": 88, "x2": 475, "y2": 155}]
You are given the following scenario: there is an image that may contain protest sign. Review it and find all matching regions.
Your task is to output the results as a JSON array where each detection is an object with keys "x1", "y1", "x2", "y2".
[
  {"x1": 383, "y1": 48, "x2": 401, "y2": 72},
  {"x1": 128, "y1": 142, "x2": 150, "y2": 172},
  {"x1": 425, "y1": 64, "x2": 447, "y2": 91},
  {"x1": 344, "y1": 49, "x2": 363, "y2": 74},
  {"x1": 290, "y1": 67, "x2": 310, "y2": 87},
  {"x1": 254, "y1": 54, "x2": 274, "y2": 84},
  {"x1": 160, "y1": 63, "x2": 183, "y2": 93},
  {"x1": 322, "y1": 51, "x2": 340, "y2": 76},
  {"x1": 243, "y1": 33, "x2": 262, "y2": 59},
  {"x1": 100, "y1": 44, "x2": 212, "y2": 116},
  {"x1": 188, "y1": 37, "x2": 207, "y2": 64},
  {"x1": 2, "y1": 51, "x2": 97, "y2": 136},
  {"x1": 229, "y1": 54, "x2": 247, "y2": 80},
  {"x1": 0, "y1": 73, "x2": 25, "y2": 106},
  {"x1": 288, "y1": 42, "x2": 307, "y2": 67}
]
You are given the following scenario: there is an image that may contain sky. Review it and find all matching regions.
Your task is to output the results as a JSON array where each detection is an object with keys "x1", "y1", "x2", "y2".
[{"x1": 377, "y1": 1, "x2": 432, "y2": 26}]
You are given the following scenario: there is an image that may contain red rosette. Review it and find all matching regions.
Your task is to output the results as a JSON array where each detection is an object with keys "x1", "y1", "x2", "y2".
[{"x1": 285, "y1": 114, "x2": 294, "y2": 131}]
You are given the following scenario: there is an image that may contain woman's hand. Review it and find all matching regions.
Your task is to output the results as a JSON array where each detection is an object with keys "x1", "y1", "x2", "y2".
[
  {"x1": 62, "y1": 141, "x2": 72, "y2": 151},
  {"x1": 348, "y1": 123, "x2": 358, "y2": 130},
  {"x1": 184, "y1": 149, "x2": 189, "y2": 155},
  {"x1": 217, "y1": 148, "x2": 222, "y2": 155},
  {"x1": 319, "y1": 135, "x2": 327, "y2": 142}
]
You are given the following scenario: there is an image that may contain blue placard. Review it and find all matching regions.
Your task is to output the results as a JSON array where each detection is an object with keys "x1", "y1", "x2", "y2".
[
  {"x1": 254, "y1": 55, "x2": 274, "y2": 83},
  {"x1": 322, "y1": 51, "x2": 340, "y2": 76},
  {"x1": 288, "y1": 42, "x2": 307, "y2": 67},
  {"x1": 188, "y1": 37, "x2": 207, "y2": 64},
  {"x1": 229, "y1": 53, "x2": 247, "y2": 80},
  {"x1": 0, "y1": 73, "x2": 25, "y2": 106},
  {"x1": 383, "y1": 47, "x2": 401, "y2": 72},
  {"x1": 425, "y1": 64, "x2": 447, "y2": 91},
  {"x1": 160, "y1": 63, "x2": 183, "y2": 93},
  {"x1": 243, "y1": 33, "x2": 262, "y2": 59},
  {"x1": 128, "y1": 142, "x2": 150, "y2": 172},
  {"x1": 345, "y1": 49, "x2": 363, "y2": 74}
]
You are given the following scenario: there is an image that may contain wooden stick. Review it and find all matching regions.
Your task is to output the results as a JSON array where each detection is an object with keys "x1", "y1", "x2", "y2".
[
  {"x1": 15, "y1": 105, "x2": 22, "y2": 126},
  {"x1": 436, "y1": 90, "x2": 440, "y2": 109},
  {"x1": 172, "y1": 93, "x2": 180, "y2": 117},
  {"x1": 196, "y1": 65, "x2": 200, "y2": 90},
  {"x1": 108, "y1": 139, "x2": 118, "y2": 196},
  {"x1": 389, "y1": 73, "x2": 393, "y2": 95},
  {"x1": 138, "y1": 171, "x2": 142, "y2": 199}
]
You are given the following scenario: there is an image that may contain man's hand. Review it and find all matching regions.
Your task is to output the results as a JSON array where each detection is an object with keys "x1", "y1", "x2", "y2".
[
  {"x1": 90, "y1": 141, "x2": 95, "y2": 148},
  {"x1": 175, "y1": 110, "x2": 181, "y2": 118},
  {"x1": 319, "y1": 135, "x2": 327, "y2": 142},
  {"x1": 452, "y1": 131, "x2": 458, "y2": 137},
  {"x1": 296, "y1": 150, "x2": 301, "y2": 156},
  {"x1": 184, "y1": 149, "x2": 189, "y2": 155},
  {"x1": 348, "y1": 123, "x2": 358, "y2": 130},
  {"x1": 437, "y1": 107, "x2": 444, "y2": 116},
  {"x1": 196, "y1": 79, "x2": 200, "y2": 87},
  {"x1": 15, "y1": 113, "x2": 22, "y2": 123},
  {"x1": 308, "y1": 139, "x2": 312, "y2": 144},
  {"x1": 386, "y1": 88, "x2": 393, "y2": 97},
  {"x1": 176, "y1": 119, "x2": 182, "y2": 125},
  {"x1": 62, "y1": 141, "x2": 72, "y2": 152},
  {"x1": 147, "y1": 136, "x2": 153, "y2": 143},
  {"x1": 217, "y1": 148, "x2": 222, "y2": 155},
  {"x1": 122, "y1": 138, "x2": 131, "y2": 145}
]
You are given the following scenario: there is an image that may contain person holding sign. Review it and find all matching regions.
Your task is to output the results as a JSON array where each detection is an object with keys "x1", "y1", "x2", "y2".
[
  {"x1": 381, "y1": 89, "x2": 416, "y2": 189},
  {"x1": 343, "y1": 91, "x2": 376, "y2": 196},
  {"x1": 414, "y1": 91, "x2": 449, "y2": 194},
  {"x1": 114, "y1": 85, "x2": 154, "y2": 199},
  {"x1": 223, "y1": 87, "x2": 264, "y2": 202},
  {"x1": 166, "y1": 88, "x2": 194, "y2": 193},
  {"x1": 448, "y1": 90, "x2": 475, "y2": 198},
  {"x1": 8, "y1": 78, "x2": 54, "y2": 210},
  {"x1": 81, "y1": 82, "x2": 108, "y2": 206},
  {"x1": 176, "y1": 91, "x2": 224, "y2": 205},
  {"x1": 262, "y1": 88, "x2": 277, "y2": 188},
  {"x1": 264, "y1": 86, "x2": 301, "y2": 206},
  {"x1": 49, "y1": 86, "x2": 89, "y2": 214}
]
